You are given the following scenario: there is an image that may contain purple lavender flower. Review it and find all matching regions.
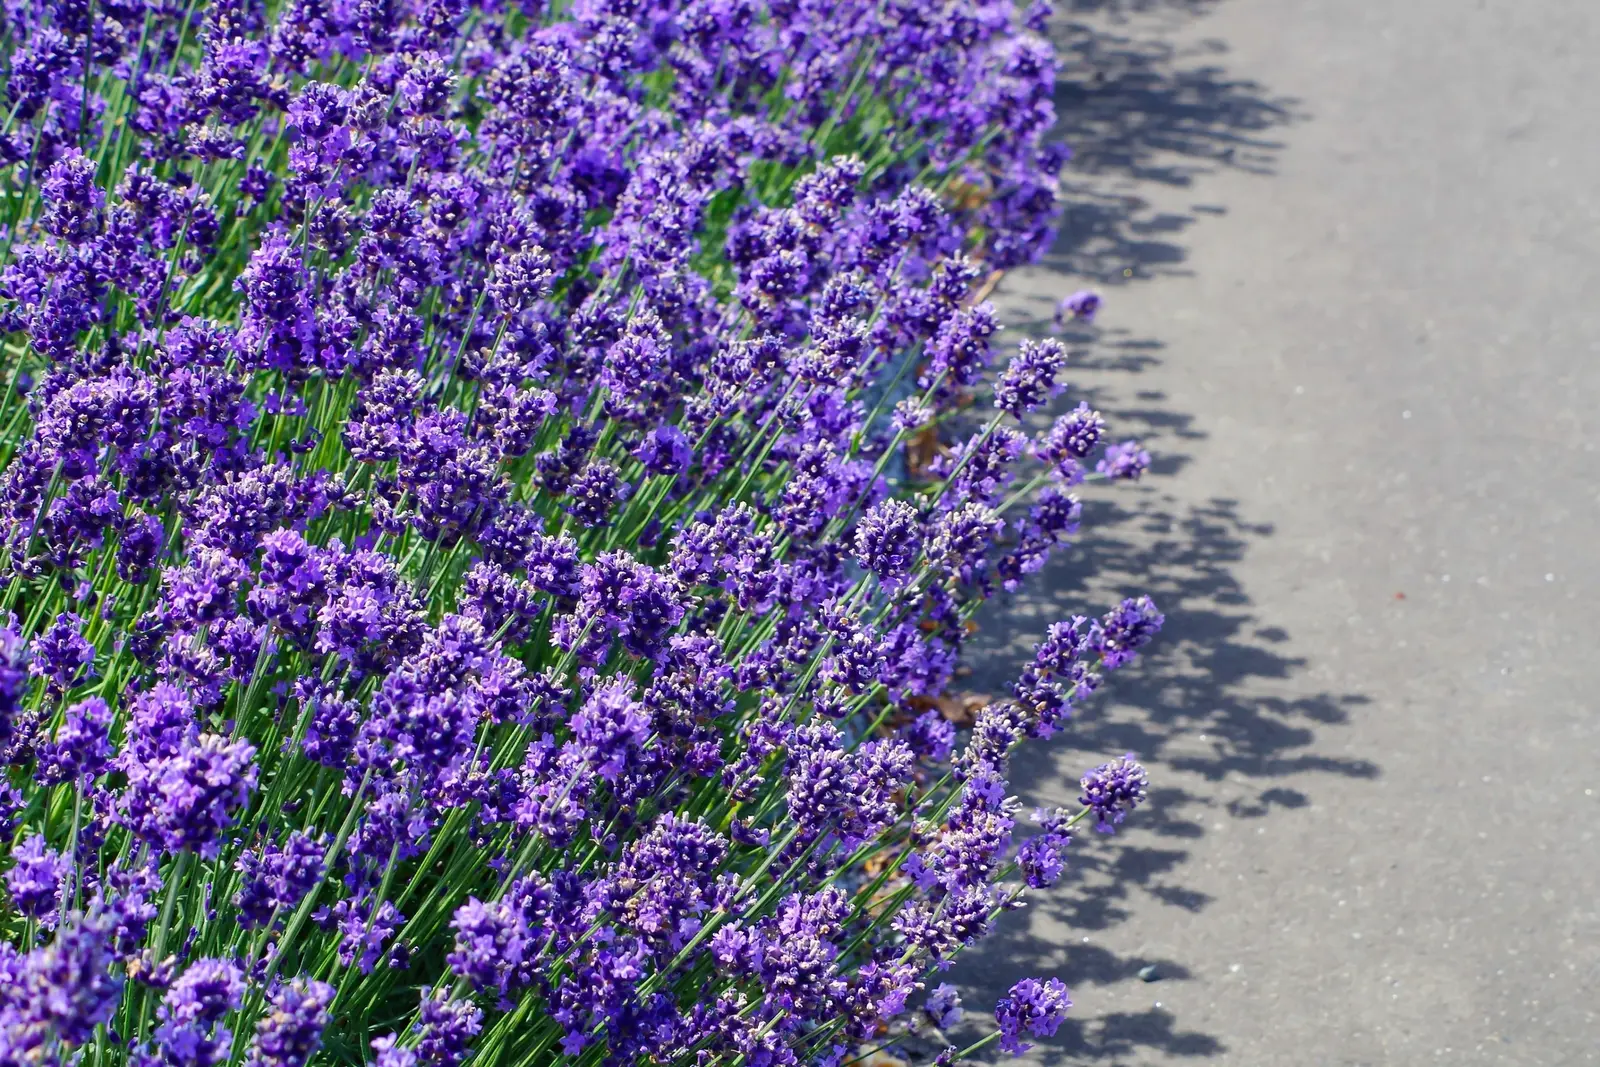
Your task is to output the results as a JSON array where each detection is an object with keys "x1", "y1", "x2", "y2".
[
  {"x1": 854, "y1": 498, "x2": 923, "y2": 589},
  {"x1": 891, "y1": 397, "x2": 935, "y2": 434},
  {"x1": 1079, "y1": 754, "x2": 1149, "y2": 833},
  {"x1": 29, "y1": 612, "x2": 94, "y2": 690},
  {"x1": 153, "y1": 958, "x2": 245, "y2": 1067},
  {"x1": 893, "y1": 883, "x2": 996, "y2": 964},
  {"x1": 233, "y1": 831, "x2": 326, "y2": 928},
  {"x1": 958, "y1": 702, "x2": 1031, "y2": 780},
  {"x1": 570, "y1": 677, "x2": 650, "y2": 782},
  {"x1": 636, "y1": 423, "x2": 693, "y2": 476},
  {"x1": 5, "y1": 835, "x2": 68, "y2": 918},
  {"x1": 488, "y1": 248, "x2": 555, "y2": 315},
  {"x1": 923, "y1": 304, "x2": 1000, "y2": 389},
  {"x1": 900, "y1": 709, "x2": 956, "y2": 763},
  {"x1": 345, "y1": 370, "x2": 423, "y2": 463},
  {"x1": 1095, "y1": 596, "x2": 1164, "y2": 670},
  {"x1": 448, "y1": 895, "x2": 530, "y2": 1002},
  {"x1": 754, "y1": 888, "x2": 851, "y2": 1014},
  {"x1": 932, "y1": 427, "x2": 1026, "y2": 508},
  {"x1": 995, "y1": 977, "x2": 1072, "y2": 1054},
  {"x1": 40, "y1": 149, "x2": 105, "y2": 241},
  {"x1": 608, "y1": 814, "x2": 729, "y2": 944},
  {"x1": 994, "y1": 338, "x2": 1068, "y2": 418},
  {"x1": 1034, "y1": 617, "x2": 1091, "y2": 677},
  {"x1": 298, "y1": 688, "x2": 362, "y2": 768},
  {"x1": 1011, "y1": 668, "x2": 1072, "y2": 738},
  {"x1": 236, "y1": 235, "x2": 315, "y2": 374},
  {"x1": 560, "y1": 552, "x2": 685, "y2": 661},
  {"x1": 415, "y1": 992, "x2": 482, "y2": 1067},
  {"x1": 371, "y1": 1035, "x2": 416, "y2": 1067},
  {"x1": 36, "y1": 696, "x2": 113, "y2": 785},
  {"x1": 1017, "y1": 813, "x2": 1070, "y2": 889},
  {"x1": 18, "y1": 911, "x2": 123, "y2": 1045},
  {"x1": 245, "y1": 979, "x2": 334, "y2": 1067},
  {"x1": 998, "y1": 488, "x2": 1082, "y2": 592},
  {"x1": 325, "y1": 894, "x2": 404, "y2": 974},
  {"x1": 928, "y1": 503, "x2": 1003, "y2": 588},
  {"x1": 0, "y1": 615, "x2": 25, "y2": 747},
  {"x1": 1055, "y1": 289, "x2": 1100, "y2": 324},
  {"x1": 1035, "y1": 401, "x2": 1105, "y2": 472},
  {"x1": 117, "y1": 512, "x2": 167, "y2": 583},
  {"x1": 123, "y1": 734, "x2": 259, "y2": 856},
  {"x1": 396, "y1": 51, "x2": 457, "y2": 117},
  {"x1": 565, "y1": 458, "x2": 627, "y2": 527},
  {"x1": 0, "y1": 4, "x2": 1152, "y2": 1058},
  {"x1": 1096, "y1": 440, "x2": 1151, "y2": 481},
  {"x1": 923, "y1": 983, "x2": 963, "y2": 1030}
]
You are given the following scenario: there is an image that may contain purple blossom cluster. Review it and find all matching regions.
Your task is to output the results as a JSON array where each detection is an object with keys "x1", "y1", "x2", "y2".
[
  {"x1": 995, "y1": 977, "x2": 1072, "y2": 1054},
  {"x1": 0, "y1": 0, "x2": 1169, "y2": 1062}
]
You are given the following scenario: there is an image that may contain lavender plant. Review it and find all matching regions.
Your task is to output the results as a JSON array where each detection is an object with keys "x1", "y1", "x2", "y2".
[{"x1": 0, "y1": 0, "x2": 1163, "y2": 1064}]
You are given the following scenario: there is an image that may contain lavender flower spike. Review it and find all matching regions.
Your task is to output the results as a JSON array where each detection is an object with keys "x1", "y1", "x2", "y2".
[
  {"x1": 1079, "y1": 754, "x2": 1150, "y2": 833},
  {"x1": 1055, "y1": 290, "x2": 1101, "y2": 325},
  {"x1": 995, "y1": 977, "x2": 1072, "y2": 1054}
]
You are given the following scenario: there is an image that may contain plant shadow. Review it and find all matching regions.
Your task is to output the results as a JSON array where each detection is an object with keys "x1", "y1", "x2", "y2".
[{"x1": 931, "y1": 5, "x2": 1364, "y2": 1064}]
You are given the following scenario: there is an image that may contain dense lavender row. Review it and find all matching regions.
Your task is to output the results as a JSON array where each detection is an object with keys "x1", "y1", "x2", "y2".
[{"x1": 0, "y1": 0, "x2": 1161, "y2": 1064}]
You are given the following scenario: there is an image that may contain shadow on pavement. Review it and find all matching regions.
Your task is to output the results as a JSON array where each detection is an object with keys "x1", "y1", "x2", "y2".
[{"x1": 936, "y1": 5, "x2": 1366, "y2": 1063}]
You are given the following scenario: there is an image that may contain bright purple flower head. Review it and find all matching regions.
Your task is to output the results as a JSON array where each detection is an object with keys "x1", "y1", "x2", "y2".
[
  {"x1": 923, "y1": 304, "x2": 1001, "y2": 389},
  {"x1": 636, "y1": 423, "x2": 692, "y2": 477},
  {"x1": 1034, "y1": 617, "x2": 1092, "y2": 678},
  {"x1": 1055, "y1": 289, "x2": 1100, "y2": 324},
  {"x1": 1036, "y1": 402, "x2": 1105, "y2": 473},
  {"x1": 124, "y1": 734, "x2": 259, "y2": 856},
  {"x1": 1096, "y1": 440, "x2": 1150, "y2": 481},
  {"x1": 236, "y1": 235, "x2": 314, "y2": 373},
  {"x1": 29, "y1": 612, "x2": 94, "y2": 689},
  {"x1": 1017, "y1": 825, "x2": 1069, "y2": 888},
  {"x1": 0, "y1": 614, "x2": 25, "y2": 739},
  {"x1": 448, "y1": 895, "x2": 530, "y2": 1002},
  {"x1": 396, "y1": 51, "x2": 456, "y2": 117},
  {"x1": 154, "y1": 958, "x2": 245, "y2": 1067},
  {"x1": 994, "y1": 338, "x2": 1068, "y2": 418},
  {"x1": 488, "y1": 248, "x2": 555, "y2": 315},
  {"x1": 854, "y1": 498, "x2": 923, "y2": 589},
  {"x1": 1079, "y1": 754, "x2": 1149, "y2": 833},
  {"x1": 36, "y1": 695, "x2": 114, "y2": 785},
  {"x1": 117, "y1": 512, "x2": 167, "y2": 582},
  {"x1": 900, "y1": 709, "x2": 956, "y2": 763},
  {"x1": 891, "y1": 397, "x2": 935, "y2": 434},
  {"x1": 565, "y1": 458, "x2": 627, "y2": 527},
  {"x1": 923, "y1": 983, "x2": 963, "y2": 1030},
  {"x1": 40, "y1": 149, "x2": 105, "y2": 241},
  {"x1": 5, "y1": 835, "x2": 68, "y2": 918},
  {"x1": 415, "y1": 991, "x2": 482, "y2": 1067},
  {"x1": 22, "y1": 911, "x2": 123, "y2": 1044},
  {"x1": 245, "y1": 979, "x2": 334, "y2": 1067},
  {"x1": 995, "y1": 977, "x2": 1072, "y2": 1053},
  {"x1": 1095, "y1": 595, "x2": 1163, "y2": 670},
  {"x1": 234, "y1": 830, "x2": 326, "y2": 928},
  {"x1": 571, "y1": 677, "x2": 650, "y2": 781}
]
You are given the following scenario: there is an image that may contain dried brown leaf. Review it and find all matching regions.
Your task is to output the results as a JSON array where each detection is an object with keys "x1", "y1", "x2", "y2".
[
  {"x1": 904, "y1": 691, "x2": 990, "y2": 728},
  {"x1": 906, "y1": 424, "x2": 945, "y2": 479}
]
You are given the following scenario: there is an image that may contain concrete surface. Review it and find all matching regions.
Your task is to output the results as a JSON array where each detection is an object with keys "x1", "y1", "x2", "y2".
[{"x1": 950, "y1": 1, "x2": 1600, "y2": 1063}]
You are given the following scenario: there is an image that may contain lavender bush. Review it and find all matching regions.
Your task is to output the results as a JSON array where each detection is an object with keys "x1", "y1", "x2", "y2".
[{"x1": 0, "y1": 0, "x2": 1163, "y2": 1064}]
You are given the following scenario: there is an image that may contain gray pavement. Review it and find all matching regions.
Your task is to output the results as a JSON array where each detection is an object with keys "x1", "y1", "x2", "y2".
[{"x1": 950, "y1": 1, "x2": 1600, "y2": 1063}]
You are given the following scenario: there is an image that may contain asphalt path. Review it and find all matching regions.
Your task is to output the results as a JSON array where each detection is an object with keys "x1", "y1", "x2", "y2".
[{"x1": 948, "y1": 2, "x2": 1600, "y2": 1063}]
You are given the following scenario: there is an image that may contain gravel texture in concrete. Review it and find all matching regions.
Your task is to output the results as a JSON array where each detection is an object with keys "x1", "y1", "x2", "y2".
[{"x1": 946, "y1": 1, "x2": 1600, "y2": 1063}]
